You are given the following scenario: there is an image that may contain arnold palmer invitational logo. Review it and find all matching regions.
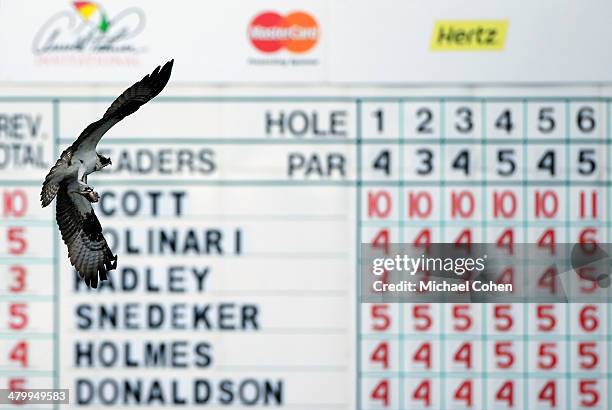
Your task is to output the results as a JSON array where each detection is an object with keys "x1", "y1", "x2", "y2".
[
  {"x1": 247, "y1": 11, "x2": 319, "y2": 66},
  {"x1": 33, "y1": 2, "x2": 146, "y2": 61}
]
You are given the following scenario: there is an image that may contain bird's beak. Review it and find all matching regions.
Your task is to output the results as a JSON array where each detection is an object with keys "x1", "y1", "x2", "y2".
[{"x1": 109, "y1": 159, "x2": 112, "y2": 165}]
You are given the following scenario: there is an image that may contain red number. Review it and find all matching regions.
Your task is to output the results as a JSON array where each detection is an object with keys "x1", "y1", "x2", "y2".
[
  {"x1": 538, "y1": 381, "x2": 556, "y2": 407},
  {"x1": 578, "y1": 342, "x2": 598, "y2": 370},
  {"x1": 578, "y1": 267, "x2": 598, "y2": 293},
  {"x1": 9, "y1": 341, "x2": 28, "y2": 367},
  {"x1": 579, "y1": 380, "x2": 599, "y2": 407},
  {"x1": 413, "y1": 305, "x2": 432, "y2": 331},
  {"x1": 370, "y1": 380, "x2": 389, "y2": 406},
  {"x1": 536, "y1": 305, "x2": 556, "y2": 332},
  {"x1": 7, "y1": 227, "x2": 26, "y2": 255},
  {"x1": 537, "y1": 266, "x2": 558, "y2": 294},
  {"x1": 368, "y1": 191, "x2": 392, "y2": 219},
  {"x1": 371, "y1": 305, "x2": 390, "y2": 331},
  {"x1": 8, "y1": 303, "x2": 28, "y2": 330},
  {"x1": 453, "y1": 342, "x2": 472, "y2": 369},
  {"x1": 8, "y1": 378, "x2": 26, "y2": 404},
  {"x1": 8, "y1": 378, "x2": 25, "y2": 390},
  {"x1": 9, "y1": 266, "x2": 26, "y2": 292},
  {"x1": 579, "y1": 227, "x2": 598, "y2": 246},
  {"x1": 370, "y1": 342, "x2": 389, "y2": 369},
  {"x1": 496, "y1": 381, "x2": 514, "y2": 407},
  {"x1": 413, "y1": 380, "x2": 431, "y2": 407},
  {"x1": 2, "y1": 190, "x2": 27, "y2": 217},
  {"x1": 494, "y1": 342, "x2": 515, "y2": 369},
  {"x1": 496, "y1": 267, "x2": 514, "y2": 287},
  {"x1": 452, "y1": 305, "x2": 472, "y2": 331},
  {"x1": 494, "y1": 305, "x2": 513, "y2": 332},
  {"x1": 454, "y1": 380, "x2": 473, "y2": 407},
  {"x1": 371, "y1": 229, "x2": 390, "y2": 255},
  {"x1": 413, "y1": 342, "x2": 432, "y2": 369},
  {"x1": 579, "y1": 305, "x2": 599, "y2": 332},
  {"x1": 537, "y1": 343, "x2": 558, "y2": 370}
]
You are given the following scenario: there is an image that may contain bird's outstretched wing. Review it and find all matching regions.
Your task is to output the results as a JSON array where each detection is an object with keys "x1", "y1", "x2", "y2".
[
  {"x1": 40, "y1": 59, "x2": 174, "y2": 208},
  {"x1": 40, "y1": 147, "x2": 72, "y2": 207},
  {"x1": 56, "y1": 181, "x2": 117, "y2": 288},
  {"x1": 71, "y1": 59, "x2": 174, "y2": 156}
]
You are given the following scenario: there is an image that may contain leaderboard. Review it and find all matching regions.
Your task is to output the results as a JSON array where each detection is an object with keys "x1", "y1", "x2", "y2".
[
  {"x1": 1, "y1": 95, "x2": 612, "y2": 409},
  {"x1": 0, "y1": 98, "x2": 357, "y2": 409}
]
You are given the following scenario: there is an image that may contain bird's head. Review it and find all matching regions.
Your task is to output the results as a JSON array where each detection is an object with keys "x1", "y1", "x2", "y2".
[{"x1": 96, "y1": 154, "x2": 112, "y2": 170}]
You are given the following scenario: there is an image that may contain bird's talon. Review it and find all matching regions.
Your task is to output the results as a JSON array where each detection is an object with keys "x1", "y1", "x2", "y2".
[
  {"x1": 87, "y1": 191, "x2": 100, "y2": 203},
  {"x1": 79, "y1": 184, "x2": 94, "y2": 194}
]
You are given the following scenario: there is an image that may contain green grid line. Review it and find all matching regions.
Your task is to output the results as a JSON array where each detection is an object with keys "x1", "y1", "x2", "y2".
[
  {"x1": 7, "y1": 179, "x2": 612, "y2": 188},
  {"x1": 0, "y1": 333, "x2": 54, "y2": 339},
  {"x1": 439, "y1": 99, "x2": 446, "y2": 410},
  {"x1": 4, "y1": 95, "x2": 612, "y2": 103},
  {"x1": 355, "y1": 99, "x2": 363, "y2": 410},
  {"x1": 603, "y1": 101, "x2": 612, "y2": 410},
  {"x1": 56, "y1": 136, "x2": 612, "y2": 144},
  {"x1": 0, "y1": 258, "x2": 53, "y2": 264},
  {"x1": 481, "y1": 99, "x2": 488, "y2": 408},
  {"x1": 0, "y1": 295, "x2": 54, "y2": 302},
  {"x1": 53, "y1": 98, "x2": 60, "y2": 410},
  {"x1": 565, "y1": 99, "x2": 572, "y2": 409},
  {"x1": 91, "y1": 179, "x2": 612, "y2": 186},
  {"x1": 398, "y1": 101, "x2": 405, "y2": 410},
  {"x1": 522, "y1": 99, "x2": 529, "y2": 409},
  {"x1": 359, "y1": 333, "x2": 611, "y2": 341},
  {"x1": 0, "y1": 370, "x2": 55, "y2": 377}
]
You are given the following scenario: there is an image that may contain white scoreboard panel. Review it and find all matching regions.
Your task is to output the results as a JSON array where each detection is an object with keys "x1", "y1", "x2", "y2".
[
  {"x1": 2, "y1": 87, "x2": 612, "y2": 410},
  {"x1": 3, "y1": 0, "x2": 612, "y2": 409}
]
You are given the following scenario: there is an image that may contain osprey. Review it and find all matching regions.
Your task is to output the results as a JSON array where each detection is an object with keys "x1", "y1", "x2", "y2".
[{"x1": 41, "y1": 59, "x2": 174, "y2": 288}]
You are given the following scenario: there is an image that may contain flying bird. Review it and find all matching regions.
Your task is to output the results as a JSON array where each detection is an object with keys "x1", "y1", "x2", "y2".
[{"x1": 41, "y1": 59, "x2": 174, "y2": 288}]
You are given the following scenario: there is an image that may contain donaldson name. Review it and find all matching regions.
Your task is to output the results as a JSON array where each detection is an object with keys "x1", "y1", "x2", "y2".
[{"x1": 374, "y1": 280, "x2": 512, "y2": 293}]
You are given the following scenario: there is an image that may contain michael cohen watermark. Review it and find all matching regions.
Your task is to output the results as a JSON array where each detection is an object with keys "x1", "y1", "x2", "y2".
[
  {"x1": 360, "y1": 243, "x2": 612, "y2": 303},
  {"x1": 371, "y1": 253, "x2": 513, "y2": 293}
]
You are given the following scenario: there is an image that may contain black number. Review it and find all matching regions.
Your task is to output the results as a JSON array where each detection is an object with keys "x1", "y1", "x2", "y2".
[
  {"x1": 417, "y1": 108, "x2": 433, "y2": 134},
  {"x1": 455, "y1": 107, "x2": 473, "y2": 133},
  {"x1": 373, "y1": 109, "x2": 384, "y2": 133},
  {"x1": 577, "y1": 107, "x2": 596, "y2": 133},
  {"x1": 537, "y1": 107, "x2": 556, "y2": 133},
  {"x1": 537, "y1": 150, "x2": 556, "y2": 176},
  {"x1": 373, "y1": 150, "x2": 390, "y2": 175},
  {"x1": 416, "y1": 148, "x2": 433, "y2": 175},
  {"x1": 497, "y1": 149, "x2": 516, "y2": 176},
  {"x1": 578, "y1": 149, "x2": 596, "y2": 175},
  {"x1": 495, "y1": 109, "x2": 513, "y2": 133},
  {"x1": 452, "y1": 150, "x2": 470, "y2": 175}
]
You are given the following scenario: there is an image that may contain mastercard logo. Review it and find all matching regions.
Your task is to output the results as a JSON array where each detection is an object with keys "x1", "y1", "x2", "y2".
[{"x1": 248, "y1": 11, "x2": 319, "y2": 54}]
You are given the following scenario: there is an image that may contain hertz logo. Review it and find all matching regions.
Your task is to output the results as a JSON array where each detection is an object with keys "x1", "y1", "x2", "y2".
[{"x1": 431, "y1": 20, "x2": 508, "y2": 51}]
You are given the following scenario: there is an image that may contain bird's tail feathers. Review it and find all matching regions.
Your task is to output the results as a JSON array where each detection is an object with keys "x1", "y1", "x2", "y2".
[{"x1": 77, "y1": 249, "x2": 117, "y2": 289}]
